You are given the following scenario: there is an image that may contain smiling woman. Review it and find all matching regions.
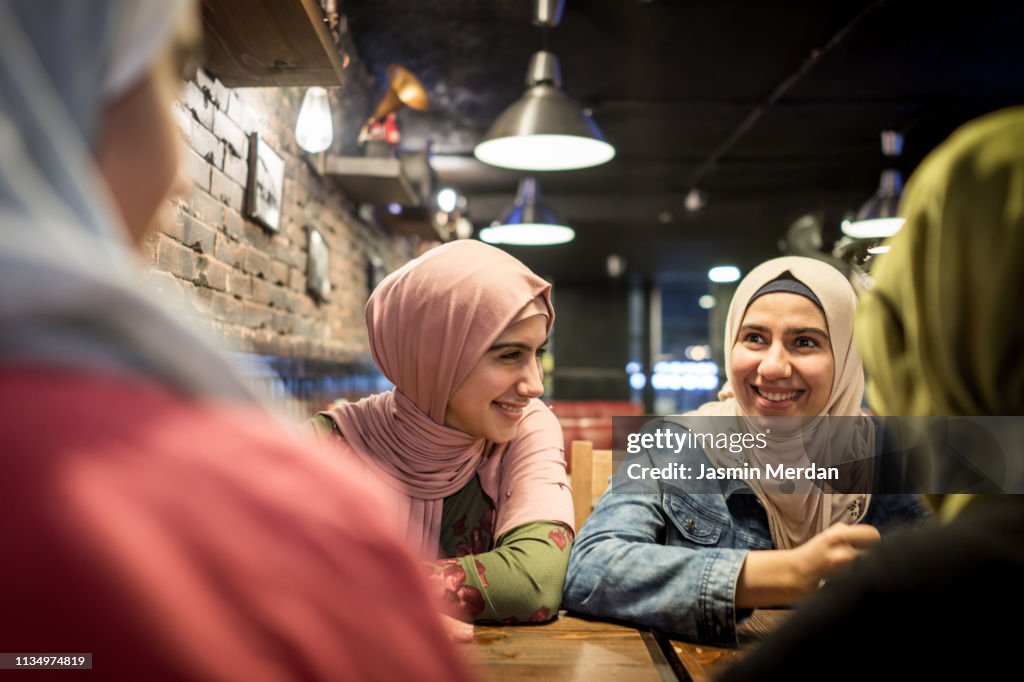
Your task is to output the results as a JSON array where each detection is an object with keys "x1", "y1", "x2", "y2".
[
  {"x1": 564, "y1": 256, "x2": 927, "y2": 645},
  {"x1": 311, "y1": 240, "x2": 574, "y2": 632}
]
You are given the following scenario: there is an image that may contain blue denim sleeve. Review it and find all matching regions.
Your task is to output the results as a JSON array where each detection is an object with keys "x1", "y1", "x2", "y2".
[{"x1": 564, "y1": 489, "x2": 749, "y2": 645}]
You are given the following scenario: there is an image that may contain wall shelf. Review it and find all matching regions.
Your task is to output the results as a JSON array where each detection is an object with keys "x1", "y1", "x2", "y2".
[{"x1": 200, "y1": 0, "x2": 346, "y2": 87}]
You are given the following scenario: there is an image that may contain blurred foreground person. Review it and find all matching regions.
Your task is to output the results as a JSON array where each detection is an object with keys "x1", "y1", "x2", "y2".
[
  {"x1": 719, "y1": 107, "x2": 1024, "y2": 680},
  {"x1": 0, "y1": 1, "x2": 468, "y2": 679}
]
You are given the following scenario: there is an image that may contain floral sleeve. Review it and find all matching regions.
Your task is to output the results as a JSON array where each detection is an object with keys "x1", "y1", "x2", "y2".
[{"x1": 427, "y1": 520, "x2": 573, "y2": 624}]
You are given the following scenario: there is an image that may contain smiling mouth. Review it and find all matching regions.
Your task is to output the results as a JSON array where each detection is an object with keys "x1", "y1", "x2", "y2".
[
  {"x1": 493, "y1": 401, "x2": 527, "y2": 415},
  {"x1": 753, "y1": 386, "x2": 803, "y2": 403}
]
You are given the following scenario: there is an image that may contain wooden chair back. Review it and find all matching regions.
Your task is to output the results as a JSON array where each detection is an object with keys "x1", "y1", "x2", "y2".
[{"x1": 570, "y1": 440, "x2": 613, "y2": 531}]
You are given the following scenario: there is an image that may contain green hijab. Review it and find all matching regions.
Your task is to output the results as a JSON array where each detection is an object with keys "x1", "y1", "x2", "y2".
[{"x1": 856, "y1": 107, "x2": 1024, "y2": 417}]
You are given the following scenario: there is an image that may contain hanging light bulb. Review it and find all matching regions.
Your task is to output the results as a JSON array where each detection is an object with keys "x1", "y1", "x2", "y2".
[
  {"x1": 479, "y1": 177, "x2": 574, "y2": 245},
  {"x1": 295, "y1": 87, "x2": 333, "y2": 153}
]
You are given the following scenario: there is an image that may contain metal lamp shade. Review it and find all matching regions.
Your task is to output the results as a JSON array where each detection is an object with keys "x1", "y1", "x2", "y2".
[
  {"x1": 474, "y1": 52, "x2": 615, "y2": 171},
  {"x1": 842, "y1": 169, "x2": 905, "y2": 238},
  {"x1": 479, "y1": 177, "x2": 574, "y2": 245}
]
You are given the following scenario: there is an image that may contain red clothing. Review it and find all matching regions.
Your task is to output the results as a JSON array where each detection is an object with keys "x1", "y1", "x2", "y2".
[{"x1": 0, "y1": 368, "x2": 470, "y2": 681}]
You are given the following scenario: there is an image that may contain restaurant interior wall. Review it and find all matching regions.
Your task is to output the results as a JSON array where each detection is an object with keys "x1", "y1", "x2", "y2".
[
  {"x1": 550, "y1": 282, "x2": 632, "y2": 401},
  {"x1": 143, "y1": 68, "x2": 419, "y2": 417}
]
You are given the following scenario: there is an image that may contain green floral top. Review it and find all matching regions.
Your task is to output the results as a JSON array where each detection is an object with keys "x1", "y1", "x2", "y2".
[{"x1": 309, "y1": 414, "x2": 572, "y2": 623}]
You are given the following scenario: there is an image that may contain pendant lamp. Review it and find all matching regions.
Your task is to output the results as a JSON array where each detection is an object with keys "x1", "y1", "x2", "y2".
[
  {"x1": 473, "y1": 1, "x2": 614, "y2": 171},
  {"x1": 479, "y1": 177, "x2": 574, "y2": 245},
  {"x1": 842, "y1": 131, "x2": 905, "y2": 239}
]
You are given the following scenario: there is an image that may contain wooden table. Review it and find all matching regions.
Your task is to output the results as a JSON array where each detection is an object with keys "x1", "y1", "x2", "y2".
[
  {"x1": 658, "y1": 610, "x2": 789, "y2": 682},
  {"x1": 470, "y1": 614, "x2": 676, "y2": 681}
]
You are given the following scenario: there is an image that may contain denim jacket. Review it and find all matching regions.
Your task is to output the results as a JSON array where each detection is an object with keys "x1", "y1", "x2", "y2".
[{"x1": 563, "y1": 419, "x2": 928, "y2": 645}]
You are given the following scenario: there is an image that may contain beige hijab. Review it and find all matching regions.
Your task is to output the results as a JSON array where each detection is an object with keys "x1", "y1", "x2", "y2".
[
  {"x1": 857, "y1": 108, "x2": 1024, "y2": 519},
  {"x1": 687, "y1": 257, "x2": 873, "y2": 548},
  {"x1": 321, "y1": 241, "x2": 573, "y2": 557}
]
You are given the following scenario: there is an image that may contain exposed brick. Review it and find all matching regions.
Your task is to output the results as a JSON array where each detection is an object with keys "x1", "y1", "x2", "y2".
[
  {"x1": 194, "y1": 254, "x2": 230, "y2": 292},
  {"x1": 244, "y1": 246, "x2": 271, "y2": 279},
  {"x1": 190, "y1": 118, "x2": 222, "y2": 168},
  {"x1": 182, "y1": 148, "x2": 211, "y2": 192},
  {"x1": 162, "y1": 209, "x2": 186, "y2": 243},
  {"x1": 275, "y1": 240, "x2": 306, "y2": 269},
  {"x1": 269, "y1": 308, "x2": 294, "y2": 335},
  {"x1": 214, "y1": 234, "x2": 244, "y2": 268},
  {"x1": 223, "y1": 146, "x2": 250, "y2": 188},
  {"x1": 223, "y1": 207, "x2": 244, "y2": 241},
  {"x1": 213, "y1": 108, "x2": 248, "y2": 158},
  {"x1": 288, "y1": 267, "x2": 307, "y2": 294},
  {"x1": 243, "y1": 301, "x2": 273, "y2": 329},
  {"x1": 241, "y1": 220, "x2": 273, "y2": 247},
  {"x1": 211, "y1": 167, "x2": 244, "y2": 212},
  {"x1": 182, "y1": 81, "x2": 213, "y2": 129},
  {"x1": 182, "y1": 214, "x2": 216, "y2": 254},
  {"x1": 225, "y1": 90, "x2": 242, "y2": 118},
  {"x1": 172, "y1": 102, "x2": 193, "y2": 137},
  {"x1": 268, "y1": 259, "x2": 290, "y2": 286},
  {"x1": 157, "y1": 234, "x2": 197, "y2": 281},
  {"x1": 187, "y1": 188, "x2": 224, "y2": 228},
  {"x1": 227, "y1": 269, "x2": 253, "y2": 299},
  {"x1": 192, "y1": 286, "x2": 242, "y2": 325},
  {"x1": 196, "y1": 68, "x2": 231, "y2": 113},
  {"x1": 251, "y1": 278, "x2": 290, "y2": 309}
]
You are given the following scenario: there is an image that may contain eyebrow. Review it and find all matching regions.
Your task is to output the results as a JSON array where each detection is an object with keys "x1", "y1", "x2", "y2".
[
  {"x1": 740, "y1": 323, "x2": 829, "y2": 338},
  {"x1": 487, "y1": 339, "x2": 550, "y2": 352}
]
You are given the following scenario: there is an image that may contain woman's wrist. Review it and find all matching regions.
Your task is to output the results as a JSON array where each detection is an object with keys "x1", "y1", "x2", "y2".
[{"x1": 735, "y1": 549, "x2": 809, "y2": 608}]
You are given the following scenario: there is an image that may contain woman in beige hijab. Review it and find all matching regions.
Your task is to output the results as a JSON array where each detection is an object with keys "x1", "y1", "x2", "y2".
[
  {"x1": 719, "y1": 107, "x2": 1024, "y2": 680},
  {"x1": 565, "y1": 256, "x2": 925, "y2": 644}
]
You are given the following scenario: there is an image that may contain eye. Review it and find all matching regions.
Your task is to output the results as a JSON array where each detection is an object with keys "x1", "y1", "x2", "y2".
[
  {"x1": 742, "y1": 332, "x2": 766, "y2": 345},
  {"x1": 794, "y1": 336, "x2": 821, "y2": 349},
  {"x1": 499, "y1": 350, "x2": 523, "y2": 361},
  {"x1": 536, "y1": 346, "x2": 548, "y2": 359}
]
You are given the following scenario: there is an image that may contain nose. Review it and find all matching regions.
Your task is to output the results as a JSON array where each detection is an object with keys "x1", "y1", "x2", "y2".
[
  {"x1": 516, "y1": 357, "x2": 545, "y2": 399},
  {"x1": 758, "y1": 342, "x2": 792, "y2": 381}
]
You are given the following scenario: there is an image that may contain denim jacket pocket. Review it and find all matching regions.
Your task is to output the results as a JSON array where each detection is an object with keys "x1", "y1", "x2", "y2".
[{"x1": 663, "y1": 494, "x2": 725, "y2": 546}]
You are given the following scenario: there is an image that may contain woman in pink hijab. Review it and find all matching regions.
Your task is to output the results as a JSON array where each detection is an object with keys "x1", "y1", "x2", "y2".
[{"x1": 314, "y1": 240, "x2": 575, "y2": 627}]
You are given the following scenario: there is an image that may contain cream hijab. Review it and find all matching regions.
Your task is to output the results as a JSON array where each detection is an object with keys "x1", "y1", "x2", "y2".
[
  {"x1": 687, "y1": 257, "x2": 873, "y2": 548},
  {"x1": 322, "y1": 240, "x2": 573, "y2": 557}
]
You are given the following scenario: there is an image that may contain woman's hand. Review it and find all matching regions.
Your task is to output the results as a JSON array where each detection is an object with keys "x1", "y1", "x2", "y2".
[
  {"x1": 791, "y1": 522, "x2": 880, "y2": 593},
  {"x1": 736, "y1": 523, "x2": 881, "y2": 608},
  {"x1": 441, "y1": 613, "x2": 474, "y2": 643}
]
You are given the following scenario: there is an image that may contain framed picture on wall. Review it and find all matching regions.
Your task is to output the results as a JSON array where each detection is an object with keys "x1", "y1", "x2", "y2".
[
  {"x1": 307, "y1": 228, "x2": 331, "y2": 302},
  {"x1": 246, "y1": 133, "x2": 285, "y2": 232}
]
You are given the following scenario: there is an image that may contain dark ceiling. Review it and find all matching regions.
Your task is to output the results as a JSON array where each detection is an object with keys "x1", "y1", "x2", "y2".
[{"x1": 341, "y1": 0, "x2": 1024, "y2": 284}]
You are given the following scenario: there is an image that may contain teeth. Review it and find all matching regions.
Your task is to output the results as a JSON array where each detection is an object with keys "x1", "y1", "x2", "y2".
[
  {"x1": 756, "y1": 388, "x2": 798, "y2": 402},
  {"x1": 495, "y1": 402, "x2": 524, "y2": 414}
]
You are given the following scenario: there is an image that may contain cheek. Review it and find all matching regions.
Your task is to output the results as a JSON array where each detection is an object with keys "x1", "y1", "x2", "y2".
[
  {"x1": 96, "y1": 73, "x2": 180, "y2": 245},
  {"x1": 802, "y1": 357, "x2": 836, "y2": 398},
  {"x1": 728, "y1": 345, "x2": 756, "y2": 382}
]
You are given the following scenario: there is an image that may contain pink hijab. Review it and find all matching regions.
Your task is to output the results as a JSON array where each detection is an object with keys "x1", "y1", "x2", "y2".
[{"x1": 321, "y1": 241, "x2": 573, "y2": 557}]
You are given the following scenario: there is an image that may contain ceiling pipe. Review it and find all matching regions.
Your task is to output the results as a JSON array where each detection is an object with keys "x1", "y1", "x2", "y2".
[{"x1": 685, "y1": 0, "x2": 891, "y2": 192}]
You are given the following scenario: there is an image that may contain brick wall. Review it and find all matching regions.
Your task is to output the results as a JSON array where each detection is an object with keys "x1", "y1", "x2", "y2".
[{"x1": 144, "y1": 69, "x2": 419, "y2": 371}]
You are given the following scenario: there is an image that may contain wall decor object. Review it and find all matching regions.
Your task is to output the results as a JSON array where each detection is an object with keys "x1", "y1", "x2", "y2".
[
  {"x1": 246, "y1": 133, "x2": 285, "y2": 232},
  {"x1": 366, "y1": 255, "x2": 386, "y2": 297},
  {"x1": 307, "y1": 228, "x2": 331, "y2": 301}
]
